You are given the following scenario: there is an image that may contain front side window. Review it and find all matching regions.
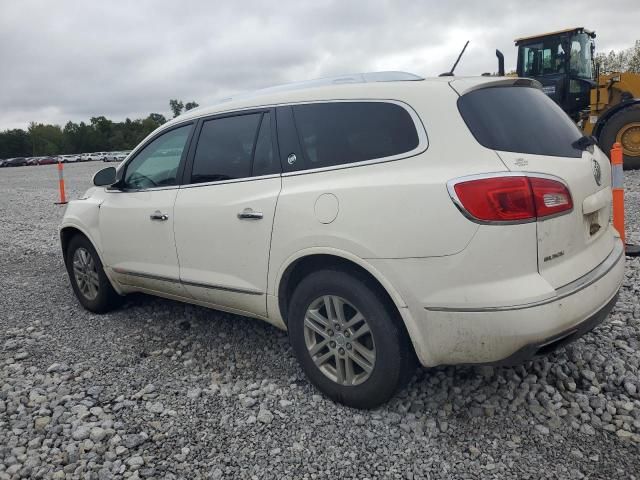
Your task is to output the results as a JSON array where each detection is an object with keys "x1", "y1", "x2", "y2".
[
  {"x1": 123, "y1": 125, "x2": 191, "y2": 189},
  {"x1": 289, "y1": 102, "x2": 419, "y2": 171},
  {"x1": 190, "y1": 112, "x2": 275, "y2": 184}
]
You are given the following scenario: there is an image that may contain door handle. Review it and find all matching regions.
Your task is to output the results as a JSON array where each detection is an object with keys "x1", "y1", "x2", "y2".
[
  {"x1": 237, "y1": 208, "x2": 263, "y2": 220},
  {"x1": 150, "y1": 210, "x2": 169, "y2": 221}
]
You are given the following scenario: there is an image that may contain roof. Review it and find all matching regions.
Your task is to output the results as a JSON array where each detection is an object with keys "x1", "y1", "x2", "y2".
[
  {"x1": 514, "y1": 27, "x2": 595, "y2": 45},
  {"x1": 169, "y1": 71, "x2": 425, "y2": 124}
]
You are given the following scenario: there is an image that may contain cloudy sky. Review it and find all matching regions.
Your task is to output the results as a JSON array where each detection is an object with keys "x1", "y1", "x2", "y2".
[{"x1": 1, "y1": 0, "x2": 638, "y2": 130}]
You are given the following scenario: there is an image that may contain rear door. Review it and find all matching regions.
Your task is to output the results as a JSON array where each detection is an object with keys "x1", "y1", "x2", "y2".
[
  {"x1": 455, "y1": 82, "x2": 614, "y2": 288},
  {"x1": 173, "y1": 109, "x2": 281, "y2": 316}
]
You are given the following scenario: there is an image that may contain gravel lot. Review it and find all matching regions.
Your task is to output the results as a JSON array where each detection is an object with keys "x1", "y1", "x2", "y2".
[{"x1": 1, "y1": 162, "x2": 639, "y2": 479}]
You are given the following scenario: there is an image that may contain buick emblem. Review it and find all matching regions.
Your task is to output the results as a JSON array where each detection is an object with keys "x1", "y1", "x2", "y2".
[{"x1": 592, "y1": 159, "x2": 602, "y2": 186}]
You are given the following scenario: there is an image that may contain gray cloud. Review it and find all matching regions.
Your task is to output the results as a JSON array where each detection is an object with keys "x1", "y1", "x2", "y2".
[{"x1": 0, "y1": 0, "x2": 638, "y2": 129}]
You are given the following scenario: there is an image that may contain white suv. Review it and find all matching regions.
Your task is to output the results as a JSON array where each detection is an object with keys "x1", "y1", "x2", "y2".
[{"x1": 60, "y1": 72, "x2": 625, "y2": 408}]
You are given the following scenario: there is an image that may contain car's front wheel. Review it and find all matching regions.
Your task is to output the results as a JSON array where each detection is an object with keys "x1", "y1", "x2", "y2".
[
  {"x1": 288, "y1": 268, "x2": 416, "y2": 409},
  {"x1": 65, "y1": 235, "x2": 122, "y2": 313}
]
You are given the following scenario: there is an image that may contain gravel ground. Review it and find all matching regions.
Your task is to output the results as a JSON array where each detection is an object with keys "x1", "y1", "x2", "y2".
[{"x1": 1, "y1": 162, "x2": 639, "y2": 479}]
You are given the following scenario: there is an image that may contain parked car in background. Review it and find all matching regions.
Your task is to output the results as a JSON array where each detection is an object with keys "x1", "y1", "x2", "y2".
[
  {"x1": 38, "y1": 156, "x2": 58, "y2": 165},
  {"x1": 60, "y1": 73, "x2": 624, "y2": 408},
  {"x1": 26, "y1": 157, "x2": 40, "y2": 166},
  {"x1": 0, "y1": 160, "x2": 6, "y2": 167},
  {"x1": 4, "y1": 157, "x2": 28, "y2": 167},
  {"x1": 88, "y1": 152, "x2": 108, "y2": 161},
  {"x1": 60, "y1": 154, "x2": 80, "y2": 163},
  {"x1": 104, "y1": 151, "x2": 129, "y2": 162}
]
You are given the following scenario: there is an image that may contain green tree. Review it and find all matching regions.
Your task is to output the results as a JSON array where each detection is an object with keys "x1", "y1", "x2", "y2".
[
  {"x1": 185, "y1": 101, "x2": 199, "y2": 111},
  {"x1": 0, "y1": 129, "x2": 30, "y2": 158},
  {"x1": 169, "y1": 99, "x2": 184, "y2": 118},
  {"x1": 28, "y1": 122, "x2": 64, "y2": 156},
  {"x1": 148, "y1": 113, "x2": 167, "y2": 125},
  {"x1": 596, "y1": 39, "x2": 640, "y2": 74}
]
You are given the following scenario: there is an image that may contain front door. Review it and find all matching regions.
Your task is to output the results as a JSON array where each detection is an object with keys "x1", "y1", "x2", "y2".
[
  {"x1": 174, "y1": 110, "x2": 281, "y2": 316},
  {"x1": 99, "y1": 123, "x2": 193, "y2": 296}
]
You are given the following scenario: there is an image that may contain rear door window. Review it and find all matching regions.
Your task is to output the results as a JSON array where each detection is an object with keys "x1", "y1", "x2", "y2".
[
  {"x1": 190, "y1": 112, "x2": 275, "y2": 184},
  {"x1": 282, "y1": 102, "x2": 419, "y2": 172},
  {"x1": 457, "y1": 86, "x2": 584, "y2": 158}
]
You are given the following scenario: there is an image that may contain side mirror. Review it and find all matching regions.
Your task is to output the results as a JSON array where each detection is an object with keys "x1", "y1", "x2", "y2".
[{"x1": 93, "y1": 166, "x2": 117, "y2": 187}]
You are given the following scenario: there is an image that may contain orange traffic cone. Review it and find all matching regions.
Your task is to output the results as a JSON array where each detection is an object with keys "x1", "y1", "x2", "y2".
[
  {"x1": 55, "y1": 161, "x2": 68, "y2": 205},
  {"x1": 611, "y1": 143, "x2": 639, "y2": 257}
]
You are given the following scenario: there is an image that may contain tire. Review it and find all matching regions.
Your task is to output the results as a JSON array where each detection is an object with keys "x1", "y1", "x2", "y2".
[
  {"x1": 65, "y1": 235, "x2": 122, "y2": 313},
  {"x1": 288, "y1": 268, "x2": 416, "y2": 409},
  {"x1": 598, "y1": 105, "x2": 640, "y2": 170}
]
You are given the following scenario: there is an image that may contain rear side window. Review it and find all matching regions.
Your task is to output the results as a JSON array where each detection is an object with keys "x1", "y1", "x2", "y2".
[
  {"x1": 457, "y1": 86, "x2": 584, "y2": 158},
  {"x1": 288, "y1": 102, "x2": 419, "y2": 171},
  {"x1": 190, "y1": 112, "x2": 276, "y2": 184}
]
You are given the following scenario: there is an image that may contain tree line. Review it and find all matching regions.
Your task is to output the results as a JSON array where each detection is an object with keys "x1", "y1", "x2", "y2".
[
  {"x1": 0, "y1": 99, "x2": 198, "y2": 159},
  {"x1": 595, "y1": 40, "x2": 640, "y2": 74}
]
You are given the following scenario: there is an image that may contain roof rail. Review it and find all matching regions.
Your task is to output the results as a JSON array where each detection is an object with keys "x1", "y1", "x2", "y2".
[{"x1": 215, "y1": 71, "x2": 424, "y2": 105}]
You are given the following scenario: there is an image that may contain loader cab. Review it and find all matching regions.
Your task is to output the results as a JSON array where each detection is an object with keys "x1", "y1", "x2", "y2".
[{"x1": 516, "y1": 28, "x2": 596, "y2": 120}]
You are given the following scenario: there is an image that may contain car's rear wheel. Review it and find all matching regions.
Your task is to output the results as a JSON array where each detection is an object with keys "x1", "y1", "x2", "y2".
[
  {"x1": 288, "y1": 268, "x2": 416, "y2": 409},
  {"x1": 65, "y1": 235, "x2": 122, "y2": 313}
]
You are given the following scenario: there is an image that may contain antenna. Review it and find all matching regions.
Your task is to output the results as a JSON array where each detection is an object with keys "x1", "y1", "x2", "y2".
[
  {"x1": 439, "y1": 40, "x2": 469, "y2": 77},
  {"x1": 496, "y1": 49, "x2": 505, "y2": 76}
]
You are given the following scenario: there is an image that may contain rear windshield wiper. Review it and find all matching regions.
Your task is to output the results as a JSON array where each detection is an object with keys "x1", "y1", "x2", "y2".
[{"x1": 572, "y1": 135, "x2": 597, "y2": 151}]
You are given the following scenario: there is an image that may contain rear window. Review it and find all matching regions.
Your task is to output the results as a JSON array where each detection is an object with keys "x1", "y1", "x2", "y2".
[
  {"x1": 291, "y1": 102, "x2": 419, "y2": 170},
  {"x1": 457, "y1": 86, "x2": 584, "y2": 158}
]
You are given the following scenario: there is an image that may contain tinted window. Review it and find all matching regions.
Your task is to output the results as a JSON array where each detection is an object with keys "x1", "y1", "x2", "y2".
[
  {"x1": 290, "y1": 102, "x2": 419, "y2": 170},
  {"x1": 457, "y1": 86, "x2": 584, "y2": 158},
  {"x1": 123, "y1": 124, "x2": 191, "y2": 189},
  {"x1": 191, "y1": 113, "x2": 262, "y2": 183},
  {"x1": 252, "y1": 113, "x2": 277, "y2": 176}
]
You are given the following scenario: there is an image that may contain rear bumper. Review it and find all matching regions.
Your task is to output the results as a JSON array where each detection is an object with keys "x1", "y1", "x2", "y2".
[
  {"x1": 386, "y1": 240, "x2": 625, "y2": 366},
  {"x1": 488, "y1": 290, "x2": 619, "y2": 366}
]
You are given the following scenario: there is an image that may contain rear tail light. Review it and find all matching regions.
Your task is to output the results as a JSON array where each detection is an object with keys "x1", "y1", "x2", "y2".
[
  {"x1": 529, "y1": 177, "x2": 573, "y2": 218},
  {"x1": 449, "y1": 174, "x2": 572, "y2": 223}
]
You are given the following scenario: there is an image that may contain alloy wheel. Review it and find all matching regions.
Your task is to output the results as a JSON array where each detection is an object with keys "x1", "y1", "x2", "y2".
[
  {"x1": 303, "y1": 295, "x2": 376, "y2": 386},
  {"x1": 72, "y1": 247, "x2": 99, "y2": 301}
]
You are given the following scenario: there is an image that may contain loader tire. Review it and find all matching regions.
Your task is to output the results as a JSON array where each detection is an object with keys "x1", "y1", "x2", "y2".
[{"x1": 598, "y1": 105, "x2": 640, "y2": 170}]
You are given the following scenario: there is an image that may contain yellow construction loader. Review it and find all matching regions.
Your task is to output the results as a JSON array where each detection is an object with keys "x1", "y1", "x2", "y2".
[{"x1": 512, "y1": 27, "x2": 640, "y2": 169}]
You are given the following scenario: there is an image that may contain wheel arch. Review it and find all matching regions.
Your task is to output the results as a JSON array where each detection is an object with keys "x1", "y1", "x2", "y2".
[
  {"x1": 59, "y1": 224, "x2": 124, "y2": 295},
  {"x1": 60, "y1": 225, "x2": 95, "y2": 261},
  {"x1": 276, "y1": 250, "x2": 408, "y2": 326},
  {"x1": 274, "y1": 250, "x2": 425, "y2": 361}
]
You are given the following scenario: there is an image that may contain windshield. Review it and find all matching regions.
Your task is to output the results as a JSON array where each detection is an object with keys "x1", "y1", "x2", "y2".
[{"x1": 519, "y1": 32, "x2": 594, "y2": 79}]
